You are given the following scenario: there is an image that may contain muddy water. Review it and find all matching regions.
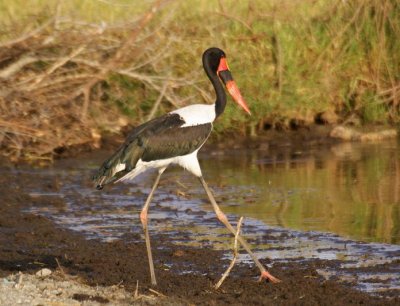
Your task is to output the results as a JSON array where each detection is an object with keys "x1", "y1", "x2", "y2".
[{"x1": 25, "y1": 140, "x2": 400, "y2": 295}]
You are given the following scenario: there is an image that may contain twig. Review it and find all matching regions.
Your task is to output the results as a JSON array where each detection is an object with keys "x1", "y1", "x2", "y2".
[
  {"x1": 94, "y1": 0, "x2": 143, "y2": 7},
  {"x1": 146, "y1": 81, "x2": 168, "y2": 121},
  {"x1": 313, "y1": 3, "x2": 363, "y2": 68},
  {"x1": 115, "y1": 69, "x2": 180, "y2": 108},
  {"x1": 75, "y1": 0, "x2": 168, "y2": 120},
  {"x1": 134, "y1": 280, "x2": 139, "y2": 298},
  {"x1": 378, "y1": 84, "x2": 400, "y2": 96},
  {"x1": 55, "y1": 257, "x2": 65, "y2": 275},
  {"x1": 0, "y1": 119, "x2": 42, "y2": 134},
  {"x1": 271, "y1": 20, "x2": 283, "y2": 95},
  {"x1": 216, "y1": 12, "x2": 253, "y2": 32},
  {"x1": 24, "y1": 73, "x2": 95, "y2": 92},
  {"x1": 176, "y1": 180, "x2": 188, "y2": 189},
  {"x1": 148, "y1": 288, "x2": 166, "y2": 297},
  {"x1": 28, "y1": 45, "x2": 85, "y2": 89},
  {"x1": 0, "y1": 55, "x2": 37, "y2": 79},
  {"x1": 217, "y1": 0, "x2": 226, "y2": 14},
  {"x1": 128, "y1": 40, "x2": 172, "y2": 71},
  {"x1": 54, "y1": 0, "x2": 62, "y2": 30},
  {"x1": 0, "y1": 17, "x2": 55, "y2": 48},
  {"x1": 15, "y1": 272, "x2": 23, "y2": 289},
  {"x1": 43, "y1": 56, "x2": 184, "y2": 108},
  {"x1": 215, "y1": 216, "x2": 244, "y2": 290}
]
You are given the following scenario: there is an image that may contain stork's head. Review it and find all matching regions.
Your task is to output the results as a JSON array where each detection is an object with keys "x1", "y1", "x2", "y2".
[{"x1": 203, "y1": 47, "x2": 251, "y2": 115}]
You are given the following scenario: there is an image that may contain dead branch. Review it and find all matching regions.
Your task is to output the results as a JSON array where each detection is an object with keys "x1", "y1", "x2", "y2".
[
  {"x1": 148, "y1": 288, "x2": 166, "y2": 297},
  {"x1": 147, "y1": 81, "x2": 169, "y2": 121},
  {"x1": 75, "y1": 0, "x2": 168, "y2": 120},
  {"x1": 134, "y1": 280, "x2": 139, "y2": 298},
  {"x1": 215, "y1": 216, "x2": 244, "y2": 290},
  {"x1": 313, "y1": 3, "x2": 363, "y2": 68},
  {"x1": 0, "y1": 54, "x2": 37, "y2": 79},
  {"x1": 216, "y1": 12, "x2": 253, "y2": 32},
  {"x1": 28, "y1": 45, "x2": 85, "y2": 89},
  {"x1": 0, "y1": 17, "x2": 55, "y2": 48},
  {"x1": 55, "y1": 257, "x2": 65, "y2": 275},
  {"x1": 0, "y1": 119, "x2": 42, "y2": 135},
  {"x1": 25, "y1": 73, "x2": 95, "y2": 92},
  {"x1": 0, "y1": 0, "x2": 202, "y2": 162}
]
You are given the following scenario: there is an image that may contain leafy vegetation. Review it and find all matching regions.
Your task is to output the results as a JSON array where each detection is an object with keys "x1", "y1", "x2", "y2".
[{"x1": 0, "y1": 0, "x2": 399, "y2": 160}]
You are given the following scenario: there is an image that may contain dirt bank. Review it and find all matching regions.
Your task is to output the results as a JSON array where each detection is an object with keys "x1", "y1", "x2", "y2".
[{"x1": 0, "y1": 152, "x2": 399, "y2": 305}]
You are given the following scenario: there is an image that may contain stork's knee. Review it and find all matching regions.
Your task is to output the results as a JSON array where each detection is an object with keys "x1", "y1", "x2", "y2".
[
  {"x1": 216, "y1": 210, "x2": 228, "y2": 224},
  {"x1": 140, "y1": 210, "x2": 148, "y2": 226}
]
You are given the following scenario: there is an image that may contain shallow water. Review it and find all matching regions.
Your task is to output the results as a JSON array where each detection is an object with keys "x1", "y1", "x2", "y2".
[
  {"x1": 24, "y1": 140, "x2": 400, "y2": 294},
  {"x1": 203, "y1": 140, "x2": 400, "y2": 244}
]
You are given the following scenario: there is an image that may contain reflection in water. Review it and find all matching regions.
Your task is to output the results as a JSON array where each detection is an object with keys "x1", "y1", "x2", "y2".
[
  {"x1": 19, "y1": 140, "x2": 400, "y2": 295},
  {"x1": 199, "y1": 140, "x2": 400, "y2": 244}
]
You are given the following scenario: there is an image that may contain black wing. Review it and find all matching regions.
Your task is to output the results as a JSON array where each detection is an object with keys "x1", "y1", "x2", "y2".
[
  {"x1": 141, "y1": 122, "x2": 212, "y2": 161},
  {"x1": 93, "y1": 113, "x2": 184, "y2": 188},
  {"x1": 93, "y1": 113, "x2": 212, "y2": 189}
]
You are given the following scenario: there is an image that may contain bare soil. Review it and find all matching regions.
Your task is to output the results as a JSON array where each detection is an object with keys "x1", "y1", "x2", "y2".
[{"x1": 0, "y1": 146, "x2": 399, "y2": 305}]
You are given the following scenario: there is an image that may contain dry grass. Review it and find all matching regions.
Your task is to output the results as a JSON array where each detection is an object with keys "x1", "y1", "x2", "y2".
[
  {"x1": 0, "y1": 0, "x2": 191, "y2": 161},
  {"x1": 0, "y1": 0, "x2": 399, "y2": 161}
]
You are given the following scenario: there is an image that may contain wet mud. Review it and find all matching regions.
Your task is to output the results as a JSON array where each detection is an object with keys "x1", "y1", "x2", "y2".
[{"x1": 1, "y1": 149, "x2": 399, "y2": 305}]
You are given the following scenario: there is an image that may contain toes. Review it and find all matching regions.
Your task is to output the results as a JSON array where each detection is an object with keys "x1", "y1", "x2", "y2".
[{"x1": 259, "y1": 271, "x2": 281, "y2": 283}]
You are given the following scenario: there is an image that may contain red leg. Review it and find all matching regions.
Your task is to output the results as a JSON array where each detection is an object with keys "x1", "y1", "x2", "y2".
[
  {"x1": 140, "y1": 168, "x2": 165, "y2": 286},
  {"x1": 199, "y1": 176, "x2": 281, "y2": 283}
]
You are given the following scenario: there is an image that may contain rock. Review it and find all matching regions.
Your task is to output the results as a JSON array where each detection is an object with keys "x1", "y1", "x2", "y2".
[
  {"x1": 330, "y1": 126, "x2": 360, "y2": 140},
  {"x1": 359, "y1": 129, "x2": 397, "y2": 142},
  {"x1": 330, "y1": 126, "x2": 397, "y2": 141},
  {"x1": 36, "y1": 268, "x2": 52, "y2": 277},
  {"x1": 2, "y1": 278, "x2": 15, "y2": 285}
]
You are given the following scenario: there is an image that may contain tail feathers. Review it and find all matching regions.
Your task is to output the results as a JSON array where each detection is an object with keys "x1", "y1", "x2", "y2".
[
  {"x1": 94, "y1": 176, "x2": 106, "y2": 190},
  {"x1": 93, "y1": 168, "x2": 130, "y2": 190},
  {"x1": 93, "y1": 140, "x2": 144, "y2": 190},
  {"x1": 92, "y1": 148, "x2": 126, "y2": 189}
]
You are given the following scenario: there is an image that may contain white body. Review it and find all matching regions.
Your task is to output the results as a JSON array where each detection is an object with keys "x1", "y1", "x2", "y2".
[{"x1": 118, "y1": 149, "x2": 202, "y2": 182}]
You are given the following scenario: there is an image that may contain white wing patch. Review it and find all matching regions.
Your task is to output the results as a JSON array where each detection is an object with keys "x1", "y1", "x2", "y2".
[
  {"x1": 171, "y1": 104, "x2": 216, "y2": 127},
  {"x1": 114, "y1": 163, "x2": 126, "y2": 173}
]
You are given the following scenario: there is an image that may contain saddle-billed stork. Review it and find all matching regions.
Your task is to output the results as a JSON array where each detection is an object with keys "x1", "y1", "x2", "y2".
[{"x1": 93, "y1": 47, "x2": 280, "y2": 286}]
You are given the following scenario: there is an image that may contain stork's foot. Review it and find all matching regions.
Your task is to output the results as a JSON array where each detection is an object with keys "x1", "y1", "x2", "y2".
[{"x1": 259, "y1": 270, "x2": 281, "y2": 284}]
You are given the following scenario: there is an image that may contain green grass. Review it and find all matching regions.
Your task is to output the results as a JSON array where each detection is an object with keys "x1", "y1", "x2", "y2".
[{"x1": 1, "y1": 0, "x2": 399, "y2": 134}]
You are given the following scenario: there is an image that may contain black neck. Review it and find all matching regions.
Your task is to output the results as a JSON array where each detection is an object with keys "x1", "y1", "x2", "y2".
[{"x1": 203, "y1": 59, "x2": 226, "y2": 118}]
